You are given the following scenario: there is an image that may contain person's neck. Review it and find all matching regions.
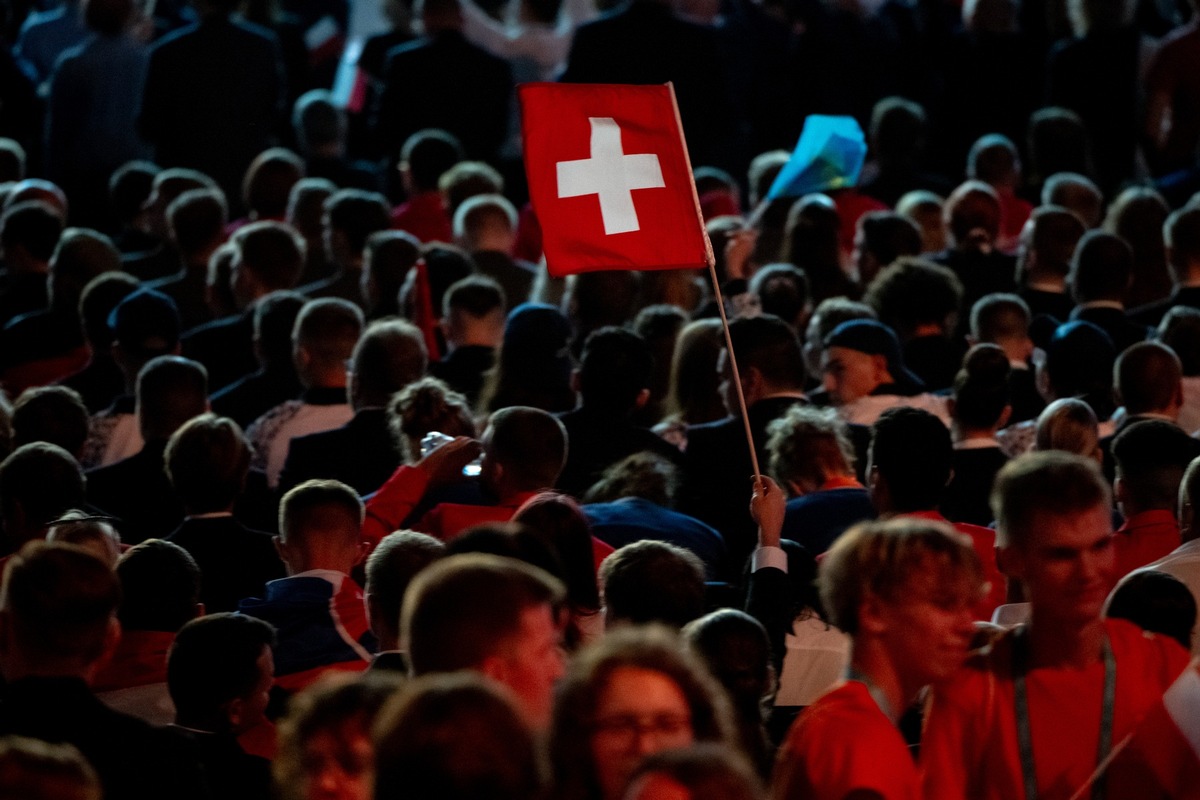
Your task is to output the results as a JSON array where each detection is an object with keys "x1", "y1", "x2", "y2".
[
  {"x1": 953, "y1": 423, "x2": 998, "y2": 443},
  {"x1": 849, "y1": 644, "x2": 913, "y2": 725},
  {"x1": 1027, "y1": 614, "x2": 1106, "y2": 669}
]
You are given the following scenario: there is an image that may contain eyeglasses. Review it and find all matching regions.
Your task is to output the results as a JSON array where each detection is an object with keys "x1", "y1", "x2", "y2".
[{"x1": 591, "y1": 714, "x2": 692, "y2": 747}]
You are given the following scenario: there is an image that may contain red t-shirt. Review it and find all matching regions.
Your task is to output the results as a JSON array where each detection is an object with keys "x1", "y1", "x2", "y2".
[
  {"x1": 921, "y1": 618, "x2": 1191, "y2": 800},
  {"x1": 774, "y1": 680, "x2": 920, "y2": 800},
  {"x1": 1113, "y1": 509, "x2": 1181, "y2": 581},
  {"x1": 391, "y1": 192, "x2": 452, "y2": 244}
]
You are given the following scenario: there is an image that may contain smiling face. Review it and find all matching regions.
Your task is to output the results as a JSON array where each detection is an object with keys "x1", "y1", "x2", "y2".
[
  {"x1": 589, "y1": 667, "x2": 695, "y2": 800},
  {"x1": 1001, "y1": 502, "x2": 1116, "y2": 626}
]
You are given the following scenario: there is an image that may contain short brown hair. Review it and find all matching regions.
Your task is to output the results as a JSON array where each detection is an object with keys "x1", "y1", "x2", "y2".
[
  {"x1": 278, "y1": 480, "x2": 364, "y2": 547},
  {"x1": 990, "y1": 451, "x2": 1110, "y2": 548},
  {"x1": 165, "y1": 414, "x2": 251, "y2": 513},
  {"x1": 401, "y1": 553, "x2": 564, "y2": 675}
]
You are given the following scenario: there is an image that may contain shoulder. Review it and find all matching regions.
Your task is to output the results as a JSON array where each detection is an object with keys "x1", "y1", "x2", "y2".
[{"x1": 1106, "y1": 617, "x2": 1192, "y2": 683}]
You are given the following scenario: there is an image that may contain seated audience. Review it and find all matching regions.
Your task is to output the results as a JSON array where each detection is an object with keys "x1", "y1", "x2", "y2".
[
  {"x1": 430, "y1": 275, "x2": 505, "y2": 405},
  {"x1": 0, "y1": 442, "x2": 85, "y2": 555},
  {"x1": 599, "y1": 540, "x2": 706, "y2": 629},
  {"x1": 10, "y1": 386, "x2": 89, "y2": 459},
  {"x1": 943, "y1": 344, "x2": 1011, "y2": 526},
  {"x1": 363, "y1": 530, "x2": 445, "y2": 672}
]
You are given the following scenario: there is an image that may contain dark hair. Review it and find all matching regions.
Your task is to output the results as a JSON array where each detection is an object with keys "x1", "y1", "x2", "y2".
[
  {"x1": 373, "y1": 672, "x2": 542, "y2": 800},
  {"x1": 970, "y1": 293, "x2": 1030, "y2": 342},
  {"x1": 1108, "y1": 572, "x2": 1197, "y2": 650},
  {"x1": 0, "y1": 139, "x2": 27, "y2": 183},
  {"x1": 293, "y1": 297, "x2": 364, "y2": 369},
  {"x1": 1115, "y1": 341, "x2": 1181, "y2": 415},
  {"x1": 0, "y1": 443, "x2": 85, "y2": 535},
  {"x1": 1027, "y1": 108, "x2": 1091, "y2": 184},
  {"x1": 1024, "y1": 205, "x2": 1086, "y2": 279},
  {"x1": 626, "y1": 745, "x2": 763, "y2": 800},
  {"x1": 749, "y1": 264, "x2": 810, "y2": 329},
  {"x1": 168, "y1": 189, "x2": 228, "y2": 257},
  {"x1": 869, "y1": 96, "x2": 926, "y2": 162},
  {"x1": 782, "y1": 195, "x2": 850, "y2": 303},
  {"x1": 234, "y1": 221, "x2": 305, "y2": 290},
  {"x1": 11, "y1": 386, "x2": 89, "y2": 456},
  {"x1": 79, "y1": 272, "x2": 138, "y2": 348},
  {"x1": 326, "y1": 190, "x2": 391, "y2": 254},
  {"x1": 253, "y1": 290, "x2": 307, "y2": 367},
  {"x1": 365, "y1": 531, "x2": 445, "y2": 641},
  {"x1": 946, "y1": 181, "x2": 1001, "y2": 249},
  {"x1": 486, "y1": 406, "x2": 568, "y2": 491},
  {"x1": 728, "y1": 314, "x2": 806, "y2": 390},
  {"x1": 967, "y1": 134, "x2": 1019, "y2": 184},
  {"x1": 293, "y1": 90, "x2": 343, "y2": 152},
  {"x1": 859, "y1": 212, "x2": 922, "y2": 273},
  {"x1": 512, "y1": 492, "x2": 601, "y2": 614},
  {"x1": 243, "y1": 149, "x2": 304, "y2": 219},
  {"x1": 1, "y1": 201, "x2": 62, "y2": 262},
  {"x1": 136, "y1": 355, "x2": 208, "y2": 442},
  {"x1": 864, "y1": 257, "x2": 963, "y2": 336},
  {"x1": 578, "y1": 327, "x2": 653, "y2": 413},
  {"x1": 402, "y1": 553, "x2": 565, "y2": 675},
  {"x1": 599, "y1": 540, "x2": 706, "y2": 627},
  {"x1": 1166, "y1": 206, "x2": 1200, "y2": 273},
  {"x1": 952, "y1": 344, "x2": 1011, "y2": 430},
  {"x1": 351, "y1": 319, "x2": 428, "y2": 407},
  {"x1": 420, "y1": 244, "x2": 476, "y2": 317},
  {"x1": 364, "y1": 231, "x2": 421, "y2": 317},
  {"x1": 165, "y1": 414, "x2": 250, "y2": 513},
  {"x1": 991, "y1": 451, "x2": 1110, "y2": 548},
  {"x1": 400, "y1": 129, "x2": 464, "y2": 191},
  {"x1": 583, "y1": 451, "x2": 680, "y2": 508},
  {"x1": 109, "y1": 161, "x2": 159, "y2": 223},
  {"x1": 167, "y1": 613, "x2": 276, "y2": 725},
  {"x1": 1070, "y1": 231, "x2": 1133, "y2": 303},
  {"x1": 279, "y1": 480, "x2": 364, "y2": 547},
  {"x1": 443, "y1": 274, "x2": 505, "y2": 318},
  {"x1": 1111, "y1": 419, "x2": 1199, "y2": 511},
  {"x1": 49, "y1": 228, "x2": 121, "y2": 308},
  {"x1": 116, "y1": 539, "x2": 201, "y2": 632},
  {"x1": 870, "y1": 407, "x2": 952, "y2": 511},
  {"x1": 1043, "y1": 321, "x2": 1117, "y2": 419},
  {"x1": 0, "y1": 542, "x2": 120, "y2": 663},
  {"x1": 1159, "y1": 307, "x2": 1200, "y2": 376},
  {"x1": 664, "y1": 318, "x2": 726, "y2": 426}
]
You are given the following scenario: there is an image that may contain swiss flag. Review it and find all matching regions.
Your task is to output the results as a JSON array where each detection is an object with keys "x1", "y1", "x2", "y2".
[
  {"x1": 1124, "y1": 658, "x2": 1200, "y2": 798},
  {"x1": 520, "y1": 83, "x2": 714, "y2": 277}
]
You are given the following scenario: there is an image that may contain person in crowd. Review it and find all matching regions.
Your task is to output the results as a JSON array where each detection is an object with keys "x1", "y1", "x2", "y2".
[
  {"x1": 1015, "y1": 204, "x2": 1085, "y2": 322},
  {"x1": 0, "y1": 442, "x2": 85, "y2": 556},
  {"x1": 148, "y1": 188, "x2": 228, "y2": 331},
  {"x1": 453, "y1": 193, "x2": 535, "y2": 307},
  {"x1": 360, "y1": 230, "x2": 420, "y2": 320},
  {"x1": 1107, "y1": 569, "x2": 1197, "y2": 651},
  {"x1": 10, "y1": 386, "x2": 89, "y2": 459},
  {"x1": 624, "y1": 745, "x2": 764, "y2": 800},
  {"x1": 0, "y1": 736, "x2": 101, "y2": 800},
  {"x1": 59, "y1": 271, "x2": 139, "y2": 414},
  {"x1": 431, "y1": 275, "x2": 505, "y2": 405},
  {"x1": 968, "y1": 293, "x2": 1043, "y2": 422},
  {"x1": 363, "y1": 530, "x2": 445, "y2": 672},
  {"x1": 401, "y1": 552, "x2": 566, "y2": 729},
  {"x1": 599, "y1": 539, "x2": 707, "y2": 629},
  {"x1": 389, "y1": 128, "x2": 463, "y2": 243},
  {"x1": 1068, "y1": 229, "x2": 1150, "y2": 353},
  {"x1": 851, "y1": 212, "x2": 922, "y2": 291},
  {"x1": 480, "y1": 303, "x2": 577, "y2": 414},
  {"x1": 943, "y1": 344, "x2": 1011, "y2": 526},
  {"x1": 1133, "y1": 205, "x2": 1200, "y2": 326},
  {"x1": 301, "y1": 190, "x2": 391, "y2": 307}
]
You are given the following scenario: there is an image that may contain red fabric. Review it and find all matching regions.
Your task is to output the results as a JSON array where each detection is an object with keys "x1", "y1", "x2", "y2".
[
  {"x1": 363, "y1": 465, "x2": 431, "y2": 545},
  {"x1": 274, "y1": 660, "x2": 368, "y2": 693},
  {"x1": 1126, "y1": 660, "x2": 1200, "y2": 800},
  {"x1": 391, "y1": 192, "x2": 453, "y2": 244},
  {"x1": 416, "y1": 493, "x2": 539, "y2": 541},
  {"x1": 1114, "y1": 510, "x2": 1181, "y2": 581},
  {"x1": 832, "y1": 188, "x2": 888, "y2": 256},
  {"x1": 699, "y1": 188, "x2": 740, "y2": 221},
  {"x1": 2, "y1": 345, "x2": 90, "y2": 395},
  {"x1": 996, "y1": 190, "x2": 1033, "y2": 254},
  {"x1": 520, "y1": 83, "x2": 712, "y2": 277},
  {"x1": 773, "y1": 680, "x2": 920, "y2": 800},
  {"x1": 512, "y1": 202, "x2": 543, "y2": 263},
  {"x1": 591, "y1": 536, "x2": 614, "y2": 572},
  {"x1": 920, "y1": 618, "x2": 1192, "y2": 800},
  {"x1": 903, "y1": 510, "x2": 1006, "y2": 621},
  {"x1": 92, "y1": 630, "x2": 175, "y2": 692},
  {"x1": 237, "y1": 719, "x2": 277, "y2": 761},
  {"x1": 409, "y1": 258, "x2": 442, "y2": 360}
]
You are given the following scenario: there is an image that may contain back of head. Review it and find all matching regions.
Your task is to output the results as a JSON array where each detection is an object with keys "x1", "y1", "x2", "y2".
[
  {"x1": 946, "y1": 180, "x2": 1001, "y2": 249},
  {"x1": 511, "y1": 492, "x2": 601, "y2": 613},
  {"x1": 1111, "y1": 419, "x2": 1198, "y2": 511},
  {"x1": 682, "y1": 609, "x2": 771, "y2": 712},
  {"x1": 0, "y1": 737, "x2": 100, "y2": 800},
  {"x1": 279, "y1": 479, "x2": 364, "y2": 554},
  {"x1": 235, "y1": 221, "x2": 306, "y2": 291},
  {"x1": 896, "y1": 190, "x2": 948, "y2": 253},
  {"x1": 485, "y1": 406, "x2": 567, "y2": 492},
  {"x1": 168, "y1": 188, "x2": 228, "y2": 259},
  {"x1": 443, "y1": 273, "x2": 505, "y2": 320},
  {"x1": 1025, "y1": 205, "x2": 1086, "y2": 279},
  {"x1": 1159, "y1": 306, "x2": 1200, "y2": 376},
  {"x1": 326, "y1": 190, "x2": 391, "y2": 255},
  {"x1": 783, "y1": 195, "x2": 843, "y2": 299},
  {"x1": 388, "y1": 377, "x2": 475, "y2": 461},
  {"x1": 165, "y1": 414, "x2": 250, "y2": 514},
  {"x1": 167, "y1": 613, "x2": 276, "y2": 728},
  {"x1": 110, "y1": 287, "x2": 182, "y2": 363},
  {"x1": 819, "y1": 517, "x2": 982, "y2": 635},
  {"x1": 1115, "y1": 341, "x2": 1181, "y2": 415},
  {"x1": 254, "y1": 290, "x2": 308, "y2": 368},
  {"x1": 1107, "y1": 570, "x2": 1196, "y2": 650},
  {"x1": 11, "y1": 386, "x2": 89, "y2": 457},
  {"x1": 869, "y1": 96, "x2": 926, "y2": 162},
  {"x1": 439, "y1": 161, "x2": 503, "y2": 216},
  {"x1": 1028, "y1": 109, "x2": 1090, "y2": 183},
  {"x1": 350, "y1": 319, "x2": 428, "y2": 408},
  {"x1": 599, "y1": 540, "x2": 706, "y2": 627},
  {"x1": 1165, "y1": 205, "x2": 1200, "y2": 280},
  {"x1": 1035, "y1": 397, "x2": 1100, "y2": 456},
  {"x1": 135, "y1": 355, "x2": 208, "y2": 442},
  {"x1": 1105, "y1": 187, "x2": 1167, "y2": 263},
  {"x1": 967, "y1": 134, "x2": 1020, "y2": 185},
  {"x1": 859, "y1": 212, "x2": 922, "y2": 271},
  {"x1": 1042, "y1": 172, "x2": 1103, "y2": 229},
  {"x1": 991, "y1": 451, "x2": 1110, "y2": 547},
  {"x1": 49, "y1": 228, "x2": 120, "y2": 308},
  {"x1": 80, "y1": 271, "x2": 138, "y2": 348},
  {"x1": 1, "y1": 201, "x2": 63, "y2": 265},
  {"x1": 116, "y1": 539, "x2": 200, "y2": 633},
  {"x1": 364, "y1": 230, "x2": 421, "y2": 314},
  {"x1": 728, "y1": 313, "x2": 806, "y2": 390},
  {"x1": 44, "y1": 510, "x2": 121, "y2": 568},
  {"x1": 0, "y1": 139, "x2": 27, "y2": 184},
  {"x1": 243, "y1": 149, "x2": 305, "y2": 219},
  {"x1": 149, "y1": 169, "x2": 218, "y2": 220},
  {"x1": 970, "y1": 292, "x2": 1031, "y2": 344},
  {"x1": 0, "y1": 542, "x2": 120, "y2": 669},
  {"x1": 1044, "y1": 320, "x2": 1116, "y2": 416},
  {"x1": 365, "y1": 531, "x2": 445, "y2": 636},
  {"x1": 1070, "y1": 230, "x2": 1133, "y2": 303},
  {"x1": 565, "y1": 271, "x2": 640, "y2": 341},
  {"x1": 400, "y1": 129, "x2": 464, "y2": 192},
  {"x1": 626, "y1": 745, "x2": 763, "y2": 800},
  {"x1": 402, "y1": 552, "x2": 564, "y2": 674},
  {"x1": 952, "y1": 344, "x2": 1011, "y2": 430},
  {"x1": 287, "y1": 178, "x2": 336, "y2": 239},
  {"x1": 870, "y1": 406, "x2": 952, "y2": 511},
  {"x1": 373, "y1": 672, "x2": 540, "y2": 800},
  {"x1": 453, "y1": 193, "x2": 517, "y2": 251},
  {"x1": 108, "y1": 161, "x2": 158, "y2": 225},
  {"x1": 578, "y1": 327, "x2": 653, "y2": 415},
  {"x1": 748, "y1": 264, "x2": 811, "y2": 330},
  {"x1": 293, "y1": 297, "x2": 364, "y2": 375},
  {"x1": 666, "y1": 318, "x2": 725, "y2": 425},
  {"x1": 864, "y1": 257, "x2": 963, "y2": 336},
  {"x1": 767, "y1": 404, "x2": 856, "y2": 490},
  {"x1": 747, "y1": 150, "x2": 789, "y2": 206},
  {"x1": 293, "y1": 90, "x2": 344, "y2": 154},
  {"x1": 0, "y1": 443, "x2": 85, "y2": 544},
  {"x1": 584, "y1": 451, "x2": 679, "y2": 508}
]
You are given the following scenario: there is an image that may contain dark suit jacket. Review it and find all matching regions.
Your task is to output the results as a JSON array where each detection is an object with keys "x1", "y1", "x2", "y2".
[
  {"x1": 373, "y1": 31, "x2": 512, "y2": 162},
  {"x1": 679, "y1": 395, "x2": 806, "y2": 576},
  {"x1": 555, "y1": 406, "x2": 683, "y2": 499},
  {"x1": 0, "y1": 676, "x2": 209, "y2": 800},
  {"x1": 1020, "y1": 286, "x2": 1074, "y2": 323},
  {"x1": 561, "y1": 0, "x2": 736, "y2": 169},
  {"x1": 941, "y1": 445, "x2": 1009, "y2": 527},
  {"x1": 166, "y1": 515, "x2": 284, "y2": 612},
  {"x1": 182, "y1": 308, "x2": 258, "y2": 393},
  {"x1": 1070, "y1": 304, "x2": 1150, "y2": 355},
  {"x1": 1131, "y1": 284, "x2": 1200, "y2": 327},
  {"x1": 429, "y1": 345, "x2": 494, "y2": 407},
  {"x1": 87, "y1": 441, "x2": 184, "y2": 545},
  {"x1": 210, "y1": 365, "x2": 303, "y2": 429},
  {"x1": 176, "y1": 728, "x2": 271, "y2": 800},
  {"x1": 277, "y1": 407, "x2": 404, "y2": 497}
]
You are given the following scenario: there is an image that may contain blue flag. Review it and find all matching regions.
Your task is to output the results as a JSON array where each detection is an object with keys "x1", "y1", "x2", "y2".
[{"x1": 767, "y1": 115, "x2": 867, "y2": 200}]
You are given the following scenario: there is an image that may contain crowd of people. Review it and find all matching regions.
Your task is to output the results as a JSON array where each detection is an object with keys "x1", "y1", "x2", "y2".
[{"x1": 0, "y1": 0, "x2": 1199, "y2": 794}]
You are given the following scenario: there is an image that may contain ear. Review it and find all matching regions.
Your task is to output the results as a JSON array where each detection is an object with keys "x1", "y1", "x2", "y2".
[
  {"x1": 633, "y1": 388, "x2": 651, "y2": 409},
  {"x1": 871, "y1": 353, "x2": 891, "y2": 382},
  {"x1": 223, "y1": 696, "x2": 245, "y2": 731},
  {"x1": 478, "y1": 653, "x2": 510, "y2": 684},
  {"x1": 857, "y1": 591, "x2": 889, "y2": 636}
]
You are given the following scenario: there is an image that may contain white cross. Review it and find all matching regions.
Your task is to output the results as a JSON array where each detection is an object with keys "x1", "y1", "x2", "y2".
[{"x1": 556, "y1": 117, "x2": 666, "y2": 235}]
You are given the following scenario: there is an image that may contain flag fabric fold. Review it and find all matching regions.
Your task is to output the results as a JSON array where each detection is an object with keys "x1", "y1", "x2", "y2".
[{"x1": 768, "y1": 114, "x2": 868, "y2": 200}]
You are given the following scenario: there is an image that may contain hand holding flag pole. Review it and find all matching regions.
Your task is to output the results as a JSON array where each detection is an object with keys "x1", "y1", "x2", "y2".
[{"x1": 520, "y1": 81, "x2": 763, "y2": 486}]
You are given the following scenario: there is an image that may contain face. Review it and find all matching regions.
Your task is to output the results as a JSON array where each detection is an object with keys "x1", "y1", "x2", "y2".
[
  {"x1": 300, "y1": 725, "x2": 373, "y2": 800},
  {"x1": 495, "y1": 603, "x2": 566, "y2": 731},
  {"x1": 822, "y1": 346, "x2": 883, "y2": 405},
  {"x1": 590, "y1": 667, "x2": 695, "y2": 800},
  {"x1": 1002, "y1": 502, "x2": 1116, "y2": 626},
  {"x1": 623, "y1": 772, "x2": 692, "y2": 800},
  {"x1": 875, "y1": 569, "x2": 978, "y2": 688}
]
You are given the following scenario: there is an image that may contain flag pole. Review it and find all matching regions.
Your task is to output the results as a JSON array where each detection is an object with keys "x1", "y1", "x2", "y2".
[{"x1": 706, "y1": 260, "x2": 763, "y2": 487}]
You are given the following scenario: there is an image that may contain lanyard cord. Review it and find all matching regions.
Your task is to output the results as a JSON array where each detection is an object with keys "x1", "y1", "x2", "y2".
[{"x1": 1011, "y1": 625, "x2": 1117, "y2": 800}]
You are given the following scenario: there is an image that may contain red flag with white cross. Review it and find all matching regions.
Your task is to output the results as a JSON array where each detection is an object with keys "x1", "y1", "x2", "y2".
[{"x1": 519, "y1": 83, "x2": 715, "y2": 277}]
